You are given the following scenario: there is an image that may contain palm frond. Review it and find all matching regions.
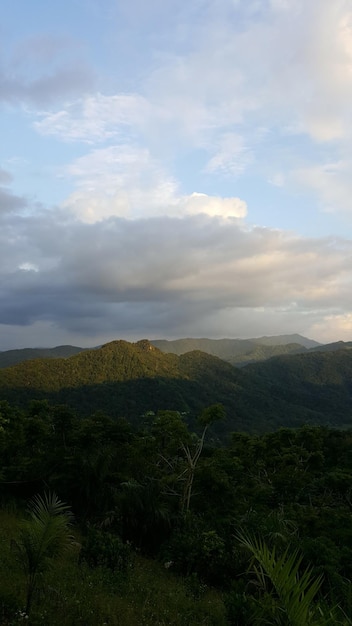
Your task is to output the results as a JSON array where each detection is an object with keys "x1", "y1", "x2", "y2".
[
  {"x1": 13, "y1": 492, "x2": 74, "y2": 614},
  {"x1": 22, "y1": 492, "x2": 73, "y2": 565},
  {"x1": 236, "y1": 530, "x2": 324, "y2": 626}
]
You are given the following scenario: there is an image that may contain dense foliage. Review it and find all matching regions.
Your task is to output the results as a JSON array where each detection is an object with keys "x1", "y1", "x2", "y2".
[{"x1": 1, "y1": 395, "x2": 352, "y2": 623}]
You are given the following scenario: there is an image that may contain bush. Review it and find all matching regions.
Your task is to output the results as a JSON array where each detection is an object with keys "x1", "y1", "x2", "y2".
[
  {"x1": 165, "y1": 514, "x2": 231, "y2": 584},
  {"x1": 80, "y1": 526, "x2": 133, "y2": 572}
]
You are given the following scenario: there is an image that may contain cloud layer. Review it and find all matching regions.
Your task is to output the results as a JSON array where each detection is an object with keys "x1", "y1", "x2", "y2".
[
  {"x1": 1, "y1": 0, "x2": 352, "y2": 348},
  {"x1": 1, "y1": 182, "x2": 352, "y2": 348}
]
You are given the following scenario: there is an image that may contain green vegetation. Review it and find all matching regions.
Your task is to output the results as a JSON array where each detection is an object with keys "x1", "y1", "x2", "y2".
[
  {"x1": 2, "y1": 339, "x2": 352, "y2": 622},
  {"x1": 236, "y1": 531, "x2": 325, "y2": 625},
  {"x1": 1, "y1": 392, "x2": 352, "y2": 623},
  {"x1": 0, "y1": 510, "x2": 227, "y2": 625},
  {"x1": 13, "y1": 492, "x2": 74, "y2": 614},
  {"x1": 247, "y1": 349, "x2": 352, "y2": 428}
]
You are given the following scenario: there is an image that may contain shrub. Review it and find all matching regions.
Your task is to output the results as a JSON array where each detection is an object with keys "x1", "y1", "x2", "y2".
[{"x1": 80, "y1": 526, "x2": 133, "y2": 572}]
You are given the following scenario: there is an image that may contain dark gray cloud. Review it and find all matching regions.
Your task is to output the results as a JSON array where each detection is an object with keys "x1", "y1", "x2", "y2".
[
  {"x1": 0, "y1": 187, "x2": 27, "y2": 213},
  {"x1": 0, "y1": 66, "x2": 94, "y2": 106},
  {"x1": 1, "y1": 205, "x2": 352, "y2": 348},
  {"x1": 0, "y1": 34, "x2": 95, "y2": 106},
  {"x1": 0, "y1": 168, "x2": 13, "y2": 185}
]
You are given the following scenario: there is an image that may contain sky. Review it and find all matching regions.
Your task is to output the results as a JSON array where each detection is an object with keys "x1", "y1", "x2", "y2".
[{"x1": 1, "y1": 0, "x2": 352, "y2": 350}]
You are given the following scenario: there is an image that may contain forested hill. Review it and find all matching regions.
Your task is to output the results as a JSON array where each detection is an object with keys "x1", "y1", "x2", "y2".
[
  {"x1": 0, "y1": 333, "x2": 320, "y2": 369},
  {"x1": 0, "y1": 339, "x2": 253, "y2": 433},
  {"x1": 1, "y1": 339, "x2": 352, "y2": 434},
  {"x1": 246, "y1": 348, "x2": 352, "y2": 429}
]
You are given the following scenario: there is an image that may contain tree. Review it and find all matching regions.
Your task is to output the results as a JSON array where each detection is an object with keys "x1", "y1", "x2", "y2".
[
  {"x1": 180, "y1": 404, "x2": 225, "y2": 513},
  {"x1": 14, "y1": 492, "x2": 74, "y2": 615}
]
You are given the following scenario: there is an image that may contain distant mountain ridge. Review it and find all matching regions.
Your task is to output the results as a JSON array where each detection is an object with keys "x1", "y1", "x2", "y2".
[
  {"x1": 3, "y1": 335, "x2": 352, "y2": 370},
  {"x1": 310, "y1": 340, "x2": 352, "y2": 353},
  {"x1": 0, "y1": 334, "x2": 320, "y2": 368},
  {"x1": 151, "y1": 334, "x2": 320, "y2": 366},
  {"x1": 252, "y1": 334, "x2": 320, "y2": 348},
  {"x1": 0, "y1": 345, "x2": 86, "y2": 369},
  {"x1": 0, "y1": 333, "x2": 320, "y2": 369},
  {"x1": 1, "y1": 337, "x2": 352, "y2": 435}
]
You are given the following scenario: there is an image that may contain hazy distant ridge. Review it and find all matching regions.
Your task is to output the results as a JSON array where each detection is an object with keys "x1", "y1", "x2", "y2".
[
  {"x1": 0, "y1": 345, "x2": 86, "y2": 369},
  {"x1": 151, "y1": 334, "x2": 320, "y2": 366}
]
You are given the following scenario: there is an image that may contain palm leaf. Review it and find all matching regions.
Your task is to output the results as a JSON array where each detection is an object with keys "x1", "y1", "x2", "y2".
[
  {"x1": 19, "y1": 493, "x2": 73, "y2": 570},
  {"x1": 236, "y1": 530, "x2": 324, "y2": 626},
  {"x1": 13, "y1": 492, "x2": 73, "y2": 614}
]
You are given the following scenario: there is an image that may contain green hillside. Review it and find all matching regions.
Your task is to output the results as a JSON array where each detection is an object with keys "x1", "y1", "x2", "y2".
[
  {"x1": 1, "y1": 338, "x2": 351, "y2": 435},
  {"x1": 246, "y1": 349, "x2": 352, "y2": 429},
  {"x1": 0, "y1": 333, "x2": 319, "y2": 369},
  {"x1": 0, "y1": 340, "x2": 244, "y2": 430}
]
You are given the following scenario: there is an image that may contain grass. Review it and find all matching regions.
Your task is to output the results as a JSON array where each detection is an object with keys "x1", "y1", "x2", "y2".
[{"x1": 0, "y1": 509, "x2": 228, "y2": 625}]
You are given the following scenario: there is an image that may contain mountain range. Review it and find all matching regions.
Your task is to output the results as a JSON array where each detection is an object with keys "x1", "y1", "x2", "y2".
[
  {"x1": 1, "y1": 336, "x2": 352, "y2": 436},
  {"x1": 151, "y1": 334, "x2": 320, "y2": 365},
  {"x1": 0, "y1": 333, "x2": 319, "y2": 369}
]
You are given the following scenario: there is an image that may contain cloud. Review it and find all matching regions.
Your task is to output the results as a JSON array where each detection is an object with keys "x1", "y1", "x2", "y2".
[
  {"x1": 29, "y1": 0, "x2": 352, "y2": 220},
  {"x1": 140, "y1": 0, "x2": 352, "y2": 186},
  {"x1": 205, "y1": 133, "x2": 253, "y2": 176},
  {"x1": 0, "y1": 35, "x2": 94, "y2": 106},
  {"x1": 308, "y1": 312, "x2": 352, "y2": 344},
  {"x1": 61, "y1": 144, "x2": 247, "y2": 221},
  {"x1": 294, "y1": 160, "x2": 352, "y2": 214},
  {"x1": 221, "y1": 0, "x2": 352, "y2": 143},
  {"x1": 2, "y1": 0, "x2": 352, "y2": 350},
  {"x1": 0, "y1": 168, "x2": 13, "y2": 185},
  {"x1": 0, "y1": 67, "x2": 93, "y2": 106},
  {"x1": 62, "y1": 145, "x2": 179, "y2": 221},
  {"x1": 34, "y1": 93, "x2": 150, "y2": 143},
  {"x1": 181, "y1": 193, "x2": 247, "y2": 219},
  {"x1": 0, "y1": 187, "x2": 27, "y2": 213},
  {"x1": 1, "y1": 197, "x2": 352, "y2": 348}
]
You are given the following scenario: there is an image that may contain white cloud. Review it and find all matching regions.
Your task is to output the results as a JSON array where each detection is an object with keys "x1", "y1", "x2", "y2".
[
  {"x1": 294, "y1": 160, "x2": 352, "y2": 214},
  {"x1": 35, "y1": 93, "x2": 150, "y2": 143},
  {"x1": 62, "y1": 144, "x2": 248, "y2": 222},
  {"x1": 182, "y1": 192, "x2": 247, "y2": 219},
  {"x1": 63, "y1": 144, "x2": 178, "y2": 221},
  {"x1": 205, "y1": 133, "x2": 252, "y2": 176},
  {"x1": 27, "y1": 0, "x2": 352, "y2": 223},
  {"x1": 143, "y1": 0, "x2": 352, "y2": 160},
  {"x1": 309, "y1": 312, "x2": 352, "y2": 344}
]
